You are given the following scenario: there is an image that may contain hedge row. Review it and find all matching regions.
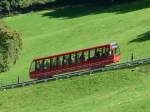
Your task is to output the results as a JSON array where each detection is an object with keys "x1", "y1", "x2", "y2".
[
  {"x1": 0, "y1": 20, "x2": 22, "y2": 72},
  {"x1": 0, "y1": 0, "x2": 53, "y2": 13},
  {"x1": 0, "y1": 0, "x2": 133, "y2": 14}
]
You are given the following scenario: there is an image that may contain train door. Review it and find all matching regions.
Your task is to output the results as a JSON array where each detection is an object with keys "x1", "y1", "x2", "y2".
[{"x1": 111, "y1": 43, "x2": 121, "y2": 62}]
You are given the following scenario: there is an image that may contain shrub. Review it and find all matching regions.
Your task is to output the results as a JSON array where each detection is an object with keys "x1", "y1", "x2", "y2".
[
  {"x1": 0, "y1": 0, "x2": 135, "y2": 15},
  {"x1": 0, "y1": 20, "x2": 22, "y2": 72}
]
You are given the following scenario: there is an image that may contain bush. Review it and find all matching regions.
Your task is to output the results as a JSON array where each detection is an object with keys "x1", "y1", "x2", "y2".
[
  {"x1": 0, "y1": 20, "x2": 22, "y2": 72},
  {"x1": 0, "y1": 0, "x2": 11, "y2": 13},
  {"x1": 0, "y1": 0, "x2": 54, "y2": 14},
  {"x1": 0, "y1": 0, "x2": 135, "y2": 15}
]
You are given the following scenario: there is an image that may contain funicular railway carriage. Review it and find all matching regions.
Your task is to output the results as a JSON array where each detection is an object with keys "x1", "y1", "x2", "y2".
[{"x1": 29, "y1": 43, "x2": 120, "y2": 79}]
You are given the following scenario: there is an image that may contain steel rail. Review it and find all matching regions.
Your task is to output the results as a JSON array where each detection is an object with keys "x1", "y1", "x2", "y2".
[{"x1": 0, "y1": 58, "x2": 150, "y2": 91}]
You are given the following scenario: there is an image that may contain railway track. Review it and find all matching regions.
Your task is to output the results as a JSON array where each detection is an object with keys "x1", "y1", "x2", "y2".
[{"x1": 0, "y1": 58, "x2": 150, "y2": 91}]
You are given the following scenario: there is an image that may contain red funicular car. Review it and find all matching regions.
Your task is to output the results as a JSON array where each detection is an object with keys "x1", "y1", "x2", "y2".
[{"x1": 29, "y1": 42, "x2": 121, "y2": 79}]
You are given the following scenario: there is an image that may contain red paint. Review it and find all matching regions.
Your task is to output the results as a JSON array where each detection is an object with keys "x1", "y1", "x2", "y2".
[{"x1": 29, "y1": 43, "x2": 121, "y2": 79}]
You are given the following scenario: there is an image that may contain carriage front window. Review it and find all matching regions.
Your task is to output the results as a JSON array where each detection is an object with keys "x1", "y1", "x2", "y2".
[
  {"x1": 114, "y1": 47, "x2": 120, "y2": 56},
  {"x1": 30, "y1": 61, "x2": 35, "y2": 72}
]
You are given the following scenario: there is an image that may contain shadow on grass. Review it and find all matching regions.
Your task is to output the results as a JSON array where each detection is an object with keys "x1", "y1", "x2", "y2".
[
  {"x1": 129, "y1": 31, "x2": 150, "y2": 43},
  {"x1": 42, "y1": 0, "x2": 150, "y2": 19}
]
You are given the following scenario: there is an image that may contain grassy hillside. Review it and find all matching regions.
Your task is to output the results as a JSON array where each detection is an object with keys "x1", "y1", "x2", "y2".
[
  {"x1": 0, "y1": 1, "x2": 150, "y2": 112},
  {"x1": 0, "y1": 64, "x2": 150, "y2": 112},
  {"x1": 0, "y1": 0, "x2": 150, "y2": 84}
]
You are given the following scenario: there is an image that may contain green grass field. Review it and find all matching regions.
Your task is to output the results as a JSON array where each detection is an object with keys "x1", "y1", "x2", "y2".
[
  {"x1": 0, "y1": 64, "x2": 150, "y2": 112},
  {"x1": 0, "y1": 0, "x2": 150, "y2": 112},
  {"x1": 1, "y1": 0, "x2": 150, "y2": 84}
]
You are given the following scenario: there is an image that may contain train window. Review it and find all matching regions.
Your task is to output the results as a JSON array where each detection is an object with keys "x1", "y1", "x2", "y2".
[
  {"x1": 109, "y1": 48, "x2": 112, "y2": 56},
  {"x1": 44, "y1": 59, "x2": 50, "y2": 70},
  {"x1": 84, "y1": 50, "x2": 89, "y2": 61},
  {"x1": 96, "y1": 48, "x2": 102, "y2": 58},
  {"x1": 62, "y1": 55, "x2": 67, "y2": 65},
  {"x1": 95, "y1": 48, "x2": 97, "y2": 56},
  {"x1": 58, "y1": 56, "x2": 63, "y2": 67},
  {"x1": 44, "y1": 59, "x2": 48, "y2": 69},
  {"x1": 56, "y1": 56, "x2": 61, "y2": 67},
  {"x1": 68, "y1": 54, "x2": 72, "y2": 64},
  {"x1": 65, "y1": 53, "x2": 78, "y2": 65},
  {"x1": 109, "y1": 49, "x2": 112, "y2": 56},
  {"x1": 62, "y1": 55, "x2": 68, "y2": 65},
  {"x1": 75, "y1": 52, "x2": 80, "y2": 63},
  {"x1": 101, "y1": 47, "x2": 105, "y2": 57},
  {"x1": 102, "y1": 47, "x2": 109, "y2": 57},
  {"x1": 74, "y1": 52, "x2": 81, "y2": 63},
  {"x1": 114, "y1": 47, "x2": 120, "y2": 55},
  {"x1": 105, "y1": 47, "x2": 110, "y2": 56},
  {"x1": 88, "y1": 50, "x2": 90, "y2": 59},
  {"x1": 50, "y1": 58, "x2": 52, "y2": 68},
  {"x1": 75, "y1": 53, "x2": 77, "y2": 63},
  {"x1": 30, "y1": 61, "x2": 35, "y2": 72},
  {"x1": 35, "y1": 61, "x2": 39, "y2": 70},
  {"x1": 52, "y1": 57, "x2": 57, "y2": 68},
  {"x1": 55, "y1": 56, "x2": 63, "y2": 67},
  {"x1": 78, "y1": 52, "x2": 85, "y2": 63},
  {"x1": 71, "y1": 53, "x2": 76, "y2": 64},
  {"x1": 36, "y1": 60, "x2": 44, "y2": 71},
  {"x1": 89, "y1": 48, "x2": 95, "y2": 59}
]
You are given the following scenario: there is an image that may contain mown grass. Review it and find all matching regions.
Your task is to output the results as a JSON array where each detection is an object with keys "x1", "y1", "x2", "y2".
[
  {"x1": 0, "y1": 64, "x2": 150, "y2": 112},
  {"x1": 0, "y1": 1, "x2": 150, "y2": 111},
  {"x1": 0, "y1": 0, "x2": 150, "y2": 84}
]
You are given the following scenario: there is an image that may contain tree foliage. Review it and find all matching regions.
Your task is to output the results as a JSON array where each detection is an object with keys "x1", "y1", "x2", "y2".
[
  {"x1": 0, "y1": 0, "x2": 53, "y2": 13},
  {"x1": 0, "y1": 20, "x2": 22, "y2": 72},
  {"x1": 0, "y1": 0, "x2": 134, "y2": 14}
]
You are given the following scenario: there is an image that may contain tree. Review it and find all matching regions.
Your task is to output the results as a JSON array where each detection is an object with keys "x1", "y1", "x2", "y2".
[
  {"x1": 0, "y1": 0, "x2": 11, "y2": 13},
  {"x1": 0, "y1": 20, "x2": 22, "y2": 72}
]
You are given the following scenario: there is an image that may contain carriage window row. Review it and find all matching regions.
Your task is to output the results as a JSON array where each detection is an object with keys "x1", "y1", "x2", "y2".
[{"x1": 35, "y1": 47, "x2": 112, "y2": 70}]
